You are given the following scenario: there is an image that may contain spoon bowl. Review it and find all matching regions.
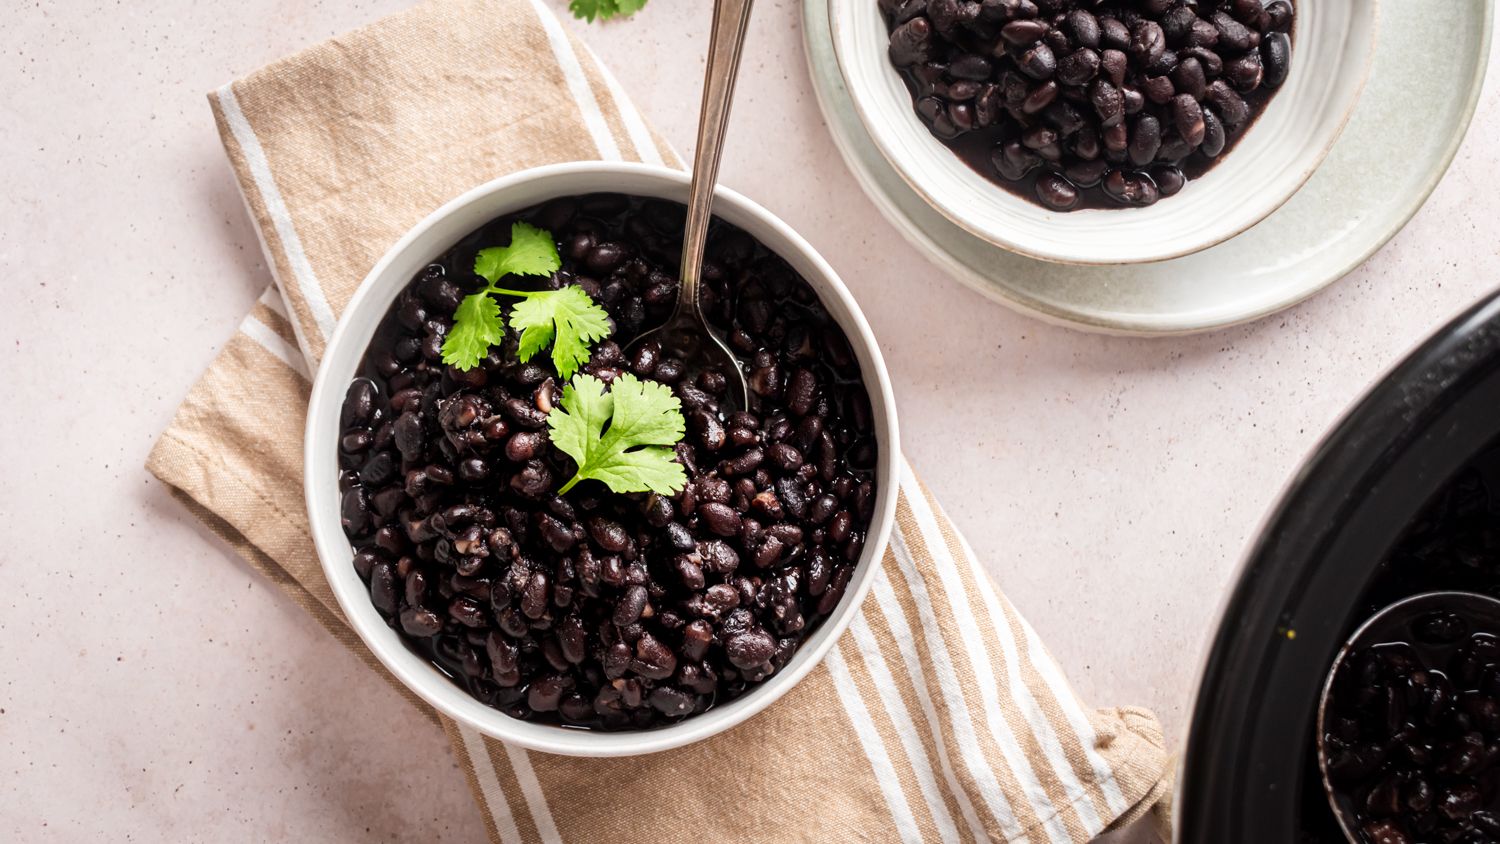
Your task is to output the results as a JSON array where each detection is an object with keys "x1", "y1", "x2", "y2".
[{"x1": 1317, "y1": 590, "x2": 1500, "y2": 841}]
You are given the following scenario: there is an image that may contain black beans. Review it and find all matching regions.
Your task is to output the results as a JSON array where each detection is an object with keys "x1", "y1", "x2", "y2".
[
  {"x1": 1200, "y1": 108, "x2": 1226, "y2": 158},
  {"x1": 1091, "y1": 80, "x2": 1124, "y2": 128},
  {"x1": 1128, "y1": 114, "x2": 1161, "y2": 167},
  {"x1": 1325, "y1": 627, "x2": 1500, "y2": 841},
  {"x1": 1065, "y1": 10, "x2": 1099, "y2": 48},
  {"x1": 342, "y1": 430, "x2": 372, "y2": 454},
  {"x1": 686, "y1": 538, "x2": 737, "y2": 577},
  {"x1": 725, "y1": 628, "x2": 775, "y2": 670},
  {"x1": 1151, "y1": 165, "x2": 1186, "y2": 198},
  {"x1": 1102, "y1": 169, "x2": 1159, "y2": 207},
  {"x1": 614, "y1": 584, "x2": 649, "y2": 626},
  {"x1": 950, "y1": 54, "x2": 993, "y2": 81},
  {"x1": 339, "y1": 195, "x2": 878, "y2": 731},
  {"x1": 582, "y1": 516, "x2": 626, "y2": 553},
  {"x1": 888, "y1": 17, "x2": 933, "y2": 66},
  {"x1": 1002, "y1": 19, "x2": 1048, "y2": 46},
  {"x1": 1211, "y1": 11, "x2": 1253, "y2": 53},
  {"x1": 698, "y1": 502, "x2": 743, "y2": 537},
  {"x1": 1055, "y1": 49, "x2": 1099, "y2": 87},
  {"x1": 370, "y1": 562, "x2": 398, "y2": 616},
  {"x1": 1063, "y1": 158, "x2": 1108, "y2": 188},
  {"x1": 1018, "y1": 43, "x2": 1057, "y2": 80},
  {"x1": 1035, "y1": 173, "x2": 1080, "y2": 211},
  {"x1": 1261, "y1": 32, "x2": 1290, "y2": 88},
  {"x1": 341, "y1": 379, "x2": 376, "y2": 430},
  {"x1": 631, "y1": 633, "x2": 677, "y2": 680},
  {"x1": 1128, "y1": 20, "x2": 1167, "y2": 67},
  {"x1": 880, "y1": 0, "x2": 1294, "y2": 210},
  {"x1": 1171, "y1": 95, "x2": 1205, "y2": 147},
  {"x1": 993, "y1": 142, "x2": 1043, "y2": 181},
  {"x1": 341, "y1": 487, "x2": 371, "y2": 535},
  {"x1": 399, "y1": 607, "x2": 443, "y2": 637}
]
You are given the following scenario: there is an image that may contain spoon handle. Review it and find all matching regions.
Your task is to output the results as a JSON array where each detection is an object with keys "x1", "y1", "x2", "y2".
[{"x1": 678, "y1": 0, "x2": 754, "y2": 318}]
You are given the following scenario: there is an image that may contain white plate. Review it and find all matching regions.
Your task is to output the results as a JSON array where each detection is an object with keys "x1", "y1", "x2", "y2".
[
  {"x1": 804, "y1": 0, "x2": 1493, "y2": 335},
  {"x1": 830, "y1": 0, "x2": 1376, "y2": 264}
]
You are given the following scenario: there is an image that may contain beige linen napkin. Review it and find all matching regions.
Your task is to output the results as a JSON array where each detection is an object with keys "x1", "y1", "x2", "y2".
[{"x1": 146, "y1": 0, "x2": 1172, "y2": 840}]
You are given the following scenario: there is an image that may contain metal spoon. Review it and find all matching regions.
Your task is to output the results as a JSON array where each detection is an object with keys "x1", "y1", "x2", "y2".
[
  {"x1": 627, "y1": 0, "x2": 753, "y2": 410},
  {"x1": 1317, "y1": 590, "x2": 1500, "y2": 841}
]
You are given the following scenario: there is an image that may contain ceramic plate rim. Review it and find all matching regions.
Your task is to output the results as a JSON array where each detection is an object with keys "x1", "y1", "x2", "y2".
[{"x1": 804, "y1": 0, "x2": 1494, "y2": 334}]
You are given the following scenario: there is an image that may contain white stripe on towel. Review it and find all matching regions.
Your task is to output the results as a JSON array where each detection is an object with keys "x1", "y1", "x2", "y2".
[
  {"x1": 458, "y1": 726, "x2": 524, "y2": 844},
  {"x1": 577, "y1": 40, "x2": 664, "y2": 166},
  {"x1": 502, "y1": 742, "x2": 562, "y2": 844},
  {"x1": 216, "y1": 83, "x2": 338, "y2": 344},
  {"x1": 849, "y1": 609, "x2": 964, "y2": 844},
  {"x1": 525, "y1": 0, "x2": 622, "y2": 162},
  {"x1": 239, "y1": 313, "x2": 310, "y2": 381},
  {"x1": 827, "y1": 646, "x2": 925, "y2": 844},
  {"x1": 899, "y1": 468, "x2": 1073, "y2": 844},
  {"x1": 883, "y1": 530, "x2": 1028, "y2": 841}
]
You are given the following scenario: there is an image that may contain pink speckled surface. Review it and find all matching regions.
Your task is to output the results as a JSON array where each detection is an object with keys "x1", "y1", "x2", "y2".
[{"x1": 1, "y1": 1, "x2": 1496, "y2": 840}]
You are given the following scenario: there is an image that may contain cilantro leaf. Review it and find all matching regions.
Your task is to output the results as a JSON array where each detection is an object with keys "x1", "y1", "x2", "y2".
[
  {"x1": 440, "y1": 291, "x2": 507, "y2": 370},
  {"x1": 474, "y1": 222, "x2": 561, "y2": 283},
  {"x1": 443, "y1": 223, "x2": 609, "y2": 372},
  {"x1": 548, "y1": 373, "x2": 687, "y2": 495},
  {"x1": 507, "y1": 286, "x2": 612, "y2": 381},
  {"x1": 570, "y1": 0, "x2": 647, "y2": 23}
]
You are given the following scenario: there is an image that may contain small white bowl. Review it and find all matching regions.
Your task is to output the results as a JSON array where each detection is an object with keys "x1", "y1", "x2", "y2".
[
  {"x1": 829, "y1": 0, "x2": 1378, "y2": 265},
  {"x1": 304, "y1": 161, "x2": 900, "y2": 757}
]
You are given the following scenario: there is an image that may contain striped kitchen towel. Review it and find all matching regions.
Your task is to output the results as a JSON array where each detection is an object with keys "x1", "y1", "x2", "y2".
[{"x1": 145, "y1": 0, "x2": 1172, "y2": 840}]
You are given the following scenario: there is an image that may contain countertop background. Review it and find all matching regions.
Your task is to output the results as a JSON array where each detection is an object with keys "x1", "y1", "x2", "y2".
[{"x1": 3, "y1": 1, "x2": 1498, "y2": 840}]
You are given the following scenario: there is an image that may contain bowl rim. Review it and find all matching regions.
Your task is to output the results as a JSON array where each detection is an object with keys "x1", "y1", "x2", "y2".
[
  {"x1": 304, "y1": 160, "x2": 901, "y2": 757},
  {"x1": 827, "y1": 0, "x2": 1381, "y2": 266}
]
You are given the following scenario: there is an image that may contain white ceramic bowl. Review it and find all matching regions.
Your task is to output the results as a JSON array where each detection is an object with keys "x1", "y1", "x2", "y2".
[
  {"x1": 829, "y1": 0, "x2": 1378, "y2": 265},
  {"x1": 305, "y1": 161, "x2": 900, "y2": 757}
]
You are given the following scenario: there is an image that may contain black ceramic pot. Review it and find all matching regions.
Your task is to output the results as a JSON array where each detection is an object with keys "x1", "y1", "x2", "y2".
[{"x1": 1177, "y1": 289, "x2": 1500, "y2": 840}]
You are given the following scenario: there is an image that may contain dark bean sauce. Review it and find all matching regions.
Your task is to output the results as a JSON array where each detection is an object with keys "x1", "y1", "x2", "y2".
[
  {"x1": 880, "y1": 0, "x2": 1294, "y2": 211},
  {"x1": 337, "y1": 194, "x2": 878, "y2": 730},
  {"x1": 1301, "y1": 446, "x2": 1500, "y2": 841}
]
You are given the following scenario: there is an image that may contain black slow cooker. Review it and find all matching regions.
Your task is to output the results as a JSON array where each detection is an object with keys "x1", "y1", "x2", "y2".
[{"x1": 1178, "y1": 288, "x2": 1500, "y2": 839}]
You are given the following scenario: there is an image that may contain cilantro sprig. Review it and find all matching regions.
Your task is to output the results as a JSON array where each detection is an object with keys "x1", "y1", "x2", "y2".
[
  {"x1": 440, "y1": 222, "x2": 611, "y2": 380},
  {"x1": 547, "y1": 373, "x2": 688, "y2": 495},
  {"x1": 570, "y1": 0, "x2": 647, "y2": 23}
]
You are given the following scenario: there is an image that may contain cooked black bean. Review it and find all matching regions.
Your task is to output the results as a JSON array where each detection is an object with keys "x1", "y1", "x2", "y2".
[
  {"x1": 1065, "y1": 9, "x2": 1099, "y2": 48},
  {"x1": 1018, "y1": 43, "x2": 1057, "y2": 80},
  {"x1": 399, "y1": 607, "x2": 443, "y2": 637},
  {"x1": 339, "y1": 195, "x2": 878, "y2": 730},
  {"x1": 1128, "y1": 114, "x2": 1162, "y2": 167},
  {"x1": 1162, "y1": 94, "x2": 1202, "y2": 148},
  {"x1": 724, "y1": 628, "x2": 776, "y2": 670},
  {"x1": 1002, "y1": 19, "x2": 1048, "y2": 46},
  {"x1": 1261, "y1": 31, "x2": 1290, "y2": 88},
  {"x1": 1056, "y1": 49, "x2": 1099, "y2": 87},
  {"x1": 1151, "y1": 165, "x2": 1186, "y2": 198},
  {"x1": 1200, "y1": 108, "x2": 1227, "y2": 158},
  {"x1": 1063, "y1": 158, "x2": 1108, "y2": 188},
  {"x1": 1090, "y1": 80, "x2": 1124, "y2": 129},
  {"x1": 614, "y1": 584, "x2": 649, "y2": 626},
  {"x1": 341, "y1": 486, "x2": 371, "y2": 535},
  {"x1": 1035, "y1": 173, "x2": 1080, "y2": 211},
  {"x1": 691, "y1": 502, "x2": 740, "y2": 539},
  {"x1": 631, "y1": 633, "x2": 677, "y2": 680},
  {"x1": 880, "y1": 0, "x2": 1293, "y2": 210}
]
